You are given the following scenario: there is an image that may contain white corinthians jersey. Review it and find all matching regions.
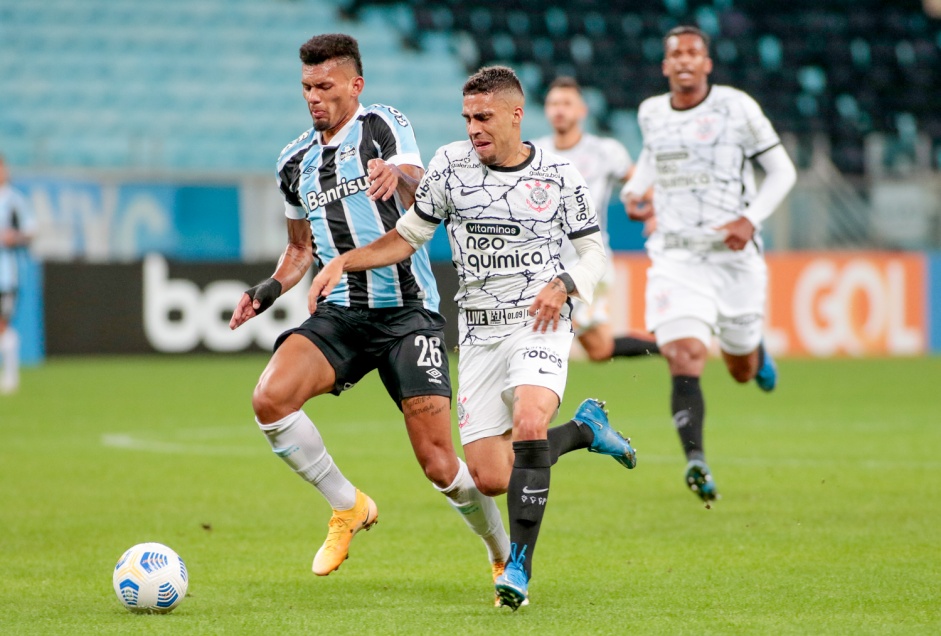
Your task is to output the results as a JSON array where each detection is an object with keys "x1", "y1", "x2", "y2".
[
  {"x1": 413, "y1": 141, "x2": 598, "y2": 345},
  {"x1": 532, "y1": 133, "x2": 631, "y2": 245},
  {"x1": 637, "y1": 85, "x2": 780, "y2": 260}
]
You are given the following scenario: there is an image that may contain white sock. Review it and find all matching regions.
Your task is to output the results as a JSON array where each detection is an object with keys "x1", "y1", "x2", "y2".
[
  {"x1": 437, "y1": 458, "x2": 510, "y2": 564},
  {"x1": 0, "y1": 328, "x2": 19, "y2": 391},
  {"x1": 257, "y1": 411, "x2": 357, "y2": 511}
]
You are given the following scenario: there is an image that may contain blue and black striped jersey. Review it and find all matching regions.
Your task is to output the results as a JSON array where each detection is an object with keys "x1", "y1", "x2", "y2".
[
  {"x1": 0, "y1": 184, "x2": 35, "y2": 293},
  {"x1": 276, "y1": 103, "x2": 440, "y2": 311}
]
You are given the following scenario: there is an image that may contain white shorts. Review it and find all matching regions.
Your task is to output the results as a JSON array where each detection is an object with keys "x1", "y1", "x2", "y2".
[
  {"x1": 570, "y1": 259, "x2": 614, "y2": 336},
  {"x1": 456, "y1": 325, "x2": 573, "y2": 445},
  {"x1": 645, "y1": 255, "x2": 767, "y2": 355}
]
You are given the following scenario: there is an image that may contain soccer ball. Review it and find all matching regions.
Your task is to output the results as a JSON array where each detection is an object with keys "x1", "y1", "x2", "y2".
[{"x1": 112, "y1": 542, "x2": 188, "y2": 614}]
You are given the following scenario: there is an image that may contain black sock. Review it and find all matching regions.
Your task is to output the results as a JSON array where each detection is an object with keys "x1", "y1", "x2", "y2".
[
  {"x1": 672, "y1": 375, "x2": 705, "y2": 461},
  {"x1": 506, "y1": 440, "x2": 551, "y2": 579},
  {"x1": 547, "y1": 419, "x2": 594, "y2": 465},
  {"x1": 613, "y1": 336, "x2": 660, "y2": 357}
]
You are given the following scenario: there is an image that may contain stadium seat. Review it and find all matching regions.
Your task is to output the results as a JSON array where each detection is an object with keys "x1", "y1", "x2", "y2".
[
  {"x1": 545, "y1": 7, "x2": 569, "y2": 38},
  {"x1": 758, "y1": 35, "x2": 784, "y2": 71},
  {"x1": 5, "y1": 0, "x2": 941, "y2": 173}
]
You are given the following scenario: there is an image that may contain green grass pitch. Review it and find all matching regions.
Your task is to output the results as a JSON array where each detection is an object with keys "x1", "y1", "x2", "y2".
[{"x1": 1, "y1": 354, "x2": 939, "y2": 634}]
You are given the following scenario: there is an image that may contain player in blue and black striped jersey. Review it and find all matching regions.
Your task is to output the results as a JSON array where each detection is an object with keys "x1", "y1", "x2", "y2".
[
  {"x1": 229, "y1": 34, "x2": 508, "y2": 587},
  {"x1": 0, "y1": 155, "x2": 36, "y2": 395}
]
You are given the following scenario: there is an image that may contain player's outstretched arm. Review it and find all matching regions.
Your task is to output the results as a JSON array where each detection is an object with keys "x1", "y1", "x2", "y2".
[
  {"x1": 308, "y1": 228, "x2": 417, "y2": 313},
  {"x1": 621, "y1": 149, "x2": 656, "y2": 222},
  {"x1": 0, "y1": 227, "x2": 29, "y2": 247},
  {"x1": 366, "y1": 161, "x2": 424, "y2": 209},
  {"x1": 716, "y1": 145, "x2": 796, "y2": 251},
  {"x1": 530, "y1": 231, "x2": 606, "y2": 333},
  {"x1": 743, "y1": 145, "x2": 797, "y2": 227},
  {"x1": 714, "y1": 217, "x2": 755, "y2": 251},
  {"x1": 529, "y1": 277, "x2": 570, "y2": 334},
  {"x1": 230, "y1": 218, "x2": 313, "y2": 329}
]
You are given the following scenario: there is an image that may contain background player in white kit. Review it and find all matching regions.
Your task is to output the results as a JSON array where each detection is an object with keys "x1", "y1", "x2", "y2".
[
  {"x1": 534, "y1": 77, "x2": 659, "y2": 362},
  {"x1": 310, "y1": 66, "x2": 638, "y2": 610},
  {"x1": 620, "y1": 26, "x2": 796, "y2": 504}
]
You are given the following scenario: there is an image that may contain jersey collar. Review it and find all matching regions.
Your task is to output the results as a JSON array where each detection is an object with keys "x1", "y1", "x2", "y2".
[
  {"x1": 670, "y1": 85, "x2": 713, "y2": 112},
  {"x1": 488, "y1": 141, "x2": 537, "y2": 172},
  {"x1": 317, "y1": 103, "x2": 366, "y2": 147}
]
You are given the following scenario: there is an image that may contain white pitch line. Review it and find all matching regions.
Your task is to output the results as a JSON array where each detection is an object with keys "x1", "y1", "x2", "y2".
[
  {"x1": 101, "y1": 421, "x2": 401, "y2": 457},
  {"x1": 101, "y1": 434, "x2": 258, "y2": 457}
]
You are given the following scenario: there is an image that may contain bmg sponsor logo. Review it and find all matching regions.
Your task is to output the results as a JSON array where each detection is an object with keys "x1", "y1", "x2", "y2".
[
  {"x1": 573, "y1": 185, "x2": 590, "y2": 221},
  {"x1": 143, "y1": 255, "x2": 309, "y2": 353}
]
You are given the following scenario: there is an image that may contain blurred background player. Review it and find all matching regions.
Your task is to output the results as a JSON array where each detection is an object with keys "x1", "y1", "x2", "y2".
[
  {"x1": 309, "y1": 66, "x2": 638, "y2": 610},
  {"x1": 621, "y1": 26, "x2": 796, "y2": 504},
  {"x1": 533, "y1": 77, "x2": 659, "y2": 362},
  {"x1": 229, "y1": 34, "x2": 508, "y2": 582},
  {"x1": 0, "y1": 155, "x2": 36, "y2": 395}
]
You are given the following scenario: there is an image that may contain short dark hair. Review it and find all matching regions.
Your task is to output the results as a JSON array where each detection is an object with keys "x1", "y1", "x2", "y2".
[
  {"x1": 548, "y1": 76, "x2": 582, "y2": 94},
  {"x1": 463, "y1": 65, "x2": 524, "y2": 98},
  {"x1": 299, "y1": 33, "x2": 363, "y2": 76},
  {"x1": 663, "y1": 25, "x2": 710, "y2": 54}
]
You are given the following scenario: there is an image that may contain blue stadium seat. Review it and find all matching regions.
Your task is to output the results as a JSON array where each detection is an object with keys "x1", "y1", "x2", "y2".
[
  {"x1": 758, "y1": 35, "x2": 784, "y2": 71},
  {"x1": 6, "y1": 0, "x2": 941, "y2": 173},
  {"x1": 544, "y1": 7, "x2": 569, "y2": 38},
  {"x1": 569, "y1": 35, "x2": 594, "y2": 65},
  {"x1": 581, "y1": 12, "x2": 607, "y2": 37},
  {"x1": 798, "y1": 66, "x2": 827, "y2": 96}
]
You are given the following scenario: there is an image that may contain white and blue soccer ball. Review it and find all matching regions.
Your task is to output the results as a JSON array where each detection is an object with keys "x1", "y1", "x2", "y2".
[{"x1": 112, "y1": 542, "x2": 188, "y2": 614}]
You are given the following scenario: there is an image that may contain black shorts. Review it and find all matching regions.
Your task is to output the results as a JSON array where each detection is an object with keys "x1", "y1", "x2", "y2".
[
  {"x1": 274, "y1": 302, "x2": 452, "y2": 405},
  {"x1": 0, "y1": 291, "x2": 16, "y2": 321}
]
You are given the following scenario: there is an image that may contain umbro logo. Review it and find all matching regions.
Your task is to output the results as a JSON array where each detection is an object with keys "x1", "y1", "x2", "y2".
[{"x1": 538, "y1": 368, "x2": 558, "y2": 375}]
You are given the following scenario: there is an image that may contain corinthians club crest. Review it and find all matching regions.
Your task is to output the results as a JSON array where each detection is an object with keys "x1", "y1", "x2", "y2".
[
  {"x1": 691, "y1": 115, "x2": 721, "y2": 143},
  {"x1": 524, "y1": 180, "x2": 553, "y2": 213}
]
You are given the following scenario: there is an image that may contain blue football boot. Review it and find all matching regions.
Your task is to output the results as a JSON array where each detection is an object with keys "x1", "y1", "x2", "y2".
[
  {"x1": 494, "y1": 545, "x2": 529, "y2": 610},
  {"x1": 572, "y1": 398, "x2": 637, "y2": 469},
  {"x1": 685, "y1": 459, "x2": 718, "y2": 504},
  {"x1": 755, "y1": 343, "x2": 777, "y2": 392}
]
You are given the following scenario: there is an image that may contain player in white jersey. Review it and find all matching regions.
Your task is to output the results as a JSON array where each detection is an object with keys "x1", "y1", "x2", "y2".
[
  {"x1": 620, "y1": 26, "x2": 797, "y2": 504},
  {"x1": 310, "y1": 66, "x2": 638, "y2": 610},
  {"x1": 229, "y1": 34, "x2": 508, "y2": 584},
  {"x1": 0, "y1": 155, "x2": 36, "y2": 395},
  {"x1": 533, "y1": 76, "x2": 658, "y2": 361}
]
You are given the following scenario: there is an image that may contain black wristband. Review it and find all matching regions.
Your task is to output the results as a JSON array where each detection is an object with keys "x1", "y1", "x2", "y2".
[
  {"x1": 245, "y1": 278, "x2": 282, "y2": 314},
  {"x1": 557, "y1": 272, "x2": 576, "y2": 295}
]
